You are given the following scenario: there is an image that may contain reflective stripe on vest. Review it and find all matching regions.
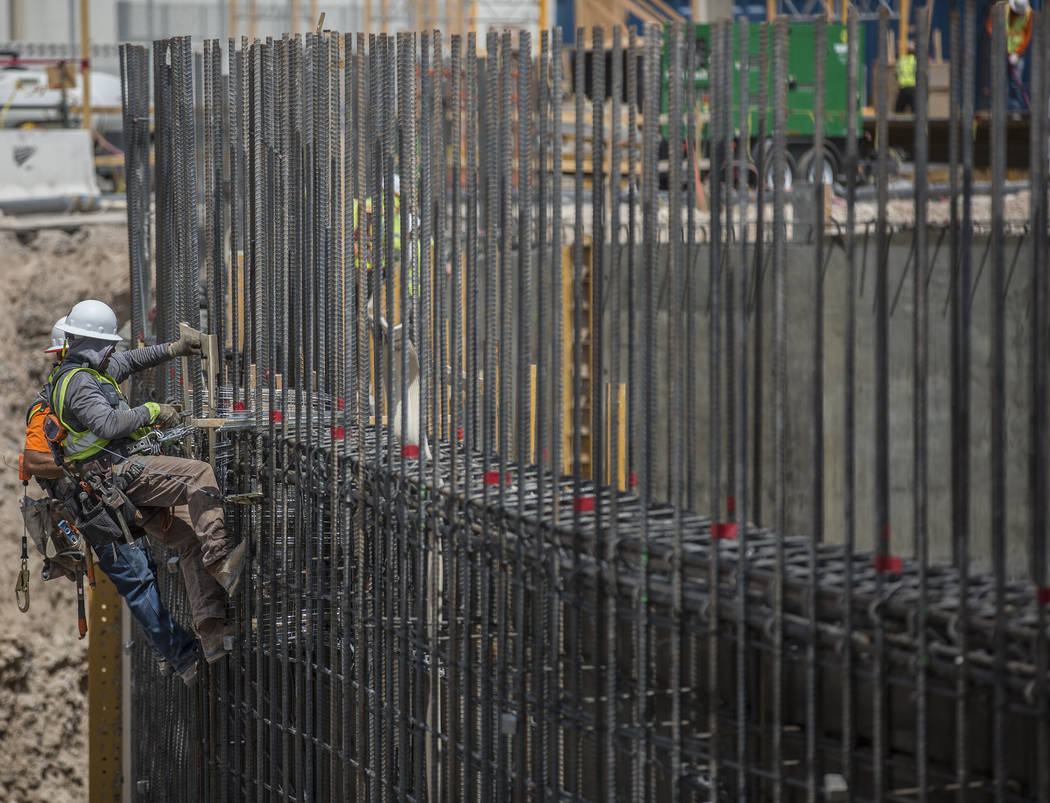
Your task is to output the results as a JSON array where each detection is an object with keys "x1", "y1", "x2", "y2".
[
  {"x1": 1007, "y1": 10, "x2": 1031, "y2": 56},
  {"x1": 52, "y1": 366, "x2": 146, "y2": 461},
  {"x1": 896, "y1": 53, "x2": 916, "y2": 89}
]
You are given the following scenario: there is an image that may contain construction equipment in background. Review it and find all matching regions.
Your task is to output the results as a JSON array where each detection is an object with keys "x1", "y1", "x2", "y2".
[
  {"x1": 0, "y1": 53, "x2": 123, "y2": 132},
  {"x1": 665, "y1": 21, "x2": 865, "y2": 188}
]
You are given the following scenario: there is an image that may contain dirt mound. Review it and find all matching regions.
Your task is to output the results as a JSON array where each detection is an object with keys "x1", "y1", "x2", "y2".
[{"x1": 0, "y1": 225, "x2": 131, "y2": 799}]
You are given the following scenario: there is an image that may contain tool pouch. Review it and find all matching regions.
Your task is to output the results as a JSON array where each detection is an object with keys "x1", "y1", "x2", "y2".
[
  {"x1": 75, "y1": 499, "x2": 126, "y2": 549},
  {"x1": 20, "y1": 496, "x2": 56, "y2": 556},
  {"x1": 42, "y1": 546, "x2": 82, "y2": 583}
]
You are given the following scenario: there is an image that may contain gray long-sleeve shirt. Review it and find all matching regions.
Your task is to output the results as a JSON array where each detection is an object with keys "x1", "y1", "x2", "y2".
[{"x1": 56, "y1": 340, "x2": 171, "y2": 442}]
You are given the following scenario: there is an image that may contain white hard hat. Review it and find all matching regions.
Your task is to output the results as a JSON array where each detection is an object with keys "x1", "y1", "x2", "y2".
[
  {"x1": 1009, "y1": 0, "x2": 1029, "y2": 14},
  {"x1": 58, "y1": 299, "x2": 124, "y2": 342},
  {"x1": 44, "y1": 316, "x2": 67, "y2": 353}
]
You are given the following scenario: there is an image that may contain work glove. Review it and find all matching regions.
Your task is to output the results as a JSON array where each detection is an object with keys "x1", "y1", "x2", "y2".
[
  {"x1": 1009, "y1": 52, "x2": 1019, "y2": 66},
  {"x1": 146, "y1": 402, "x2": 182, "y2": 428},
  {"x1": 169, "y1": 327, "x2": 203, "y2": 357}
]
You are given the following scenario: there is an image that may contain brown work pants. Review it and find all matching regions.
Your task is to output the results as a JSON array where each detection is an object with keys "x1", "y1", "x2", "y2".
[
  {"x1": 114, "y1": 455, "x2": 232, "y2": 628},
  {"x1": 139, "y1": 504, "x2": 226, "y2": 628}
]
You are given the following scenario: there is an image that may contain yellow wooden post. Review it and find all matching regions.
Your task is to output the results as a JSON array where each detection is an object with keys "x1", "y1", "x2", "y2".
[
  {"x1": 249, "y1": 0, "x2": 258, "y2": 41},
  {"x1": 899, "y1": 0, "x2": 911, "y2": 59},
  {"x1": 529, "y1": 364, "x2": 537, "y2": 464},
  {"x1": 79, "y1": 0, "x2": 91, "y2": 132},
  {"x1": 88, "y1": 573, "x2": 122, "y2": 802}
]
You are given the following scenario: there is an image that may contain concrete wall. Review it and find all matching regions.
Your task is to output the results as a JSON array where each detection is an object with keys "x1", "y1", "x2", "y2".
[{"x1": 595, "y1": 220, "x2": 1043, "y2": 580}]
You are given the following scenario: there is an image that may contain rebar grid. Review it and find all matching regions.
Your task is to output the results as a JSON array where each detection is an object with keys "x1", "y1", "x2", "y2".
[{"x1": 122, "y1": 20, "x2": 1050, "y2": 802}]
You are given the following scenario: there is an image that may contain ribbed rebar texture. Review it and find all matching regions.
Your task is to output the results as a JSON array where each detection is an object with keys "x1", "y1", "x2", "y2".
[{"x1": 122, "y1": 25, "x2": 1050, "y2": 803}]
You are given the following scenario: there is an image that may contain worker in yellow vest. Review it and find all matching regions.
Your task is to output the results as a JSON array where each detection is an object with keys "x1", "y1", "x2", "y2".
[
  {"x1": 987, "y1": 0, "x2": 1033, "y2": 111},
  {"x1": 351, "y1": 174, "x2": 424, "y2": 325},
  {"x1": 895, "y1": 40, "x2": 917, "y2": 113}
]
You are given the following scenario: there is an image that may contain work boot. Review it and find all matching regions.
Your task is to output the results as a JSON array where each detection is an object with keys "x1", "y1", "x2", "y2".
[
  {"x1": 197, "y1": 618, "x2": 234, "y2": 664},
  {"x1": 209, "y1": 540, "x2": 247, "y2": 596},
  {"x1": 176, "y1": 652, "x2": 201, "y2": 686}
]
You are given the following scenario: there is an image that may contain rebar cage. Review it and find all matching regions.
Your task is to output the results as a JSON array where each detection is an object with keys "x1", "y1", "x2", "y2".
[{"x1": 119, "y1": 8, "x2": 1049, "y2": 801}]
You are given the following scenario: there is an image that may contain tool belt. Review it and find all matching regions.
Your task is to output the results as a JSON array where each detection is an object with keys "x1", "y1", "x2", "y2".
[{"x1": 45, "y1": 465, "x2": 146, "y2": 550}]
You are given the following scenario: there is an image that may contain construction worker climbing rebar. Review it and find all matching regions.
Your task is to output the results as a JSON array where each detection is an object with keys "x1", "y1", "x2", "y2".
[
  {"x1": 987, "y1": 0, "x2": 1033, "y2": 111},
  {"x1": 45, "y1": 299, "x2": 246, "y2": 661},
  {"x1": 20, "y1": 317, "x2": 207, "y2": 682}
]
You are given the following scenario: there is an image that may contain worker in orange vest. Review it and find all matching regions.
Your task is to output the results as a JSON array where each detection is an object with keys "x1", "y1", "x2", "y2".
[{"x1": 987, "y1": 0, "x2": 1033, "y2": 111}]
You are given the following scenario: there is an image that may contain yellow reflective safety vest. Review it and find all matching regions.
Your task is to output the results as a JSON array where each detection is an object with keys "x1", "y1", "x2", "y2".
[
  {"x1": 1007, "y1": 9, "x2": 1032, "y2": 56},
  {"x1": 896, "y1": 53, "x2": 916, "y2": 89},
  {"x1": 50, "y1": 365, "x2": 150, "y2": 462},
  {"x1": 351, "y1": 192, "x2": 421, "y2": 297}
]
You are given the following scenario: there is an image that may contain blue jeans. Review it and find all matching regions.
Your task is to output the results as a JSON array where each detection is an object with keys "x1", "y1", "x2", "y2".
[
  {"x1": 1007, "y1": 56, "x2": 1027, "y2": 111},
  {"x1": 93, "y1": 539, "x2": 199, "y2": 674}
]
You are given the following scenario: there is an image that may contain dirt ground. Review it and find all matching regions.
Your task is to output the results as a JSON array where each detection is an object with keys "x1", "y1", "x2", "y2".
[{"x1": 0, "y1": 225, "x2": 131, "y2": 801}]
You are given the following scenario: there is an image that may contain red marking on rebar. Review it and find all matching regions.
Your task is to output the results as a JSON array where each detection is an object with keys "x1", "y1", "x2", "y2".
[
  {"x1": 711, "y1": 522, "x2": 738, "y2": 540},
  {"x1": 337, "y1": 398, "x2": 345, "y2": 410},
  {"x1": 573, "y1": 496, "x2": 596, "y2": 513},
  {"x1": 457, "y1": 427, "x2": 464, "y2": 441},
  {"x1": 234, "y1": 402, "x2": 246, "y2": 411},
  {"x1": 1038, "y1": 587, "x2": 1050, "y2": 606},
  {"x1": 726, "y1": 496, "x2": 737, "y2": 515},
  {"x1": 179, "y1": 375, "x2": 183, "y2": 386},
  {"x1": 401, "y1": 444, "x2": 419, "y2": 458},
  {"x1": 873, "y1": 555, "x2": 902, "y2": 574},
  {"x1": 483, "y1": 471, "x2": 501, "y2": 486},
  {"x1": 542, "y1": 448, "x2": 549, "y2": 463},
  {"x1": 506, "y1": 472, "x2": 513, "y2": 485},
  {"x1": 629, "y1": 472, "x2": 637, "y2": 488},
  {"x1": 170, "y1": 366, "x2": 175, "y2": 378},
  {"x1": 269, "y1": 411, "x2": 283, "y2": 423},
  {"x1": 332, "y1": 426, "x2": 345, "y2": 439}
]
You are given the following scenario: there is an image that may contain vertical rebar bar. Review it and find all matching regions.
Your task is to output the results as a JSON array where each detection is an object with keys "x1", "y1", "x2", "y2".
[
  {"x1": 771, "y1": 17, "x2": 787, "y2": 803},
  {"x1": 913, "y1": 9, "x2": 930, "y2": 801},
  {"x1": 842, "y1": 7, "x2": 858, "y2": 793},
  {"x1": 735, "y1": 17, "x2": 751, "y2": 802},
  {"x1": 751, "y1": 24, "x2": 769, "y2": 528},
  {"x1": 1030, "y1": 9, "x2": 1050, "y2": 803},
  {"x1": 806, "y1": 18, "x2": 826, "y2": 803},
  {"x1": 667, "y1": 23, "x2": 684, "y2": 797},
  {"x1": 956, "y1": 5, "x2": 976, "y2": 798},
  {"x1": 989, "y1": 6, "x2": 1007, "y2": 801}
]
